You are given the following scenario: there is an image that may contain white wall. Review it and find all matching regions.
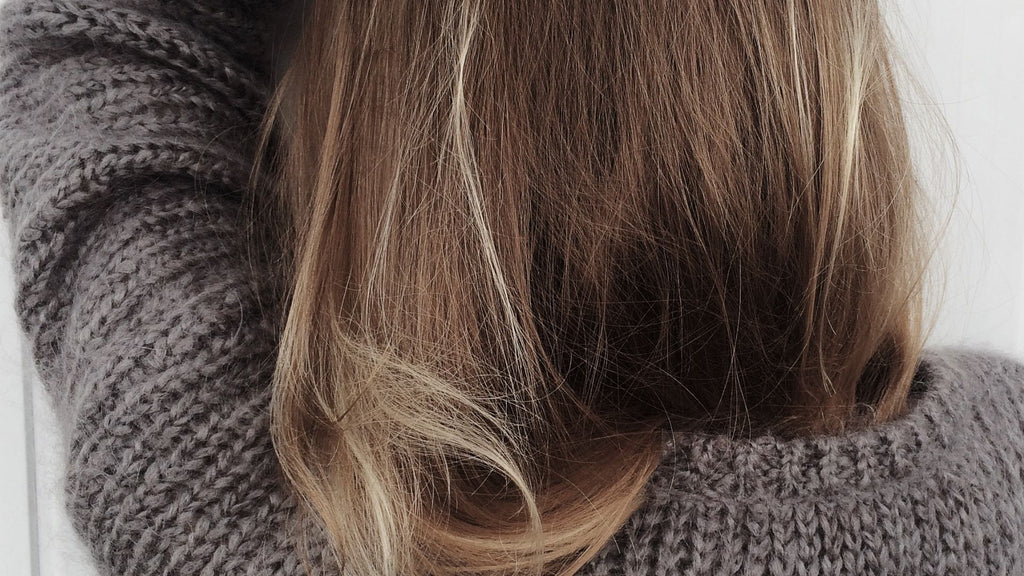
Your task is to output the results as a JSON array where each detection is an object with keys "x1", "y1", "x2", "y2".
[
  {"x1": 1, "y1": 1, "x2": 1023, "y2": 574},
  {"x1": 0, "y1": 204, "x2": 33, "y2": 576},
  {"x1": 892, "y1": 0, "x2": 1024, "y2": 356}
]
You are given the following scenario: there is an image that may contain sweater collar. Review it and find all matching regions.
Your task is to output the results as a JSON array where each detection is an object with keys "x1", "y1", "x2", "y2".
[{"x1": 579, "y1": 347, "x2": 1024, "y2": 574}]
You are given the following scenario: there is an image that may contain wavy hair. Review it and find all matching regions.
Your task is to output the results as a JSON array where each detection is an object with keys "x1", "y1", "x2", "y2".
[{"x1": 245, "y1": 1, "x2": 944, "y2": 575}]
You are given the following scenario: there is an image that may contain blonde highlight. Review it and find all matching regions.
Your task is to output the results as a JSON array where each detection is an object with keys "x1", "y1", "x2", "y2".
[{"x1": 245, "y1": 1, "x2": 943, "y2": 575}]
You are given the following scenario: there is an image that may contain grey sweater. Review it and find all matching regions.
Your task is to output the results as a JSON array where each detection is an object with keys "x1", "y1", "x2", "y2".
[{"x1": 2, "y1": 1, "x2": 1024, "y2": 575}]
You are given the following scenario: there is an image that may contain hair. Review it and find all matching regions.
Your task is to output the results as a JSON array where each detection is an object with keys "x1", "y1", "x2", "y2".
[{"x1": 244, "y1": 1, "x2": 946, "y2": 575}]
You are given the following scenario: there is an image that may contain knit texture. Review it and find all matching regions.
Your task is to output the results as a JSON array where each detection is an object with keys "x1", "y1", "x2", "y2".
[{"x1": 2, "y1": 1, "x2": 1024, "y2": 575}]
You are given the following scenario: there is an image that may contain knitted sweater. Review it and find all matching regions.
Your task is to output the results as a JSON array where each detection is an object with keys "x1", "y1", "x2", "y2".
[{"x1": 2, "y1": 1, "x2": 1024, "y2": 575}]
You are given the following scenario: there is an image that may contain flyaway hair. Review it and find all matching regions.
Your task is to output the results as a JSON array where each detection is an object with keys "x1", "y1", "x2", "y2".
[{"x1": 245, "y1": 1, "x2": 939, "y2": 575}]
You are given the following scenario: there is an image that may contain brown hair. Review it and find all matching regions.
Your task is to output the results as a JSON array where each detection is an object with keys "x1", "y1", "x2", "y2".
[{"x1": 245, "y1": 1, "x2": 942, "y2": 575}]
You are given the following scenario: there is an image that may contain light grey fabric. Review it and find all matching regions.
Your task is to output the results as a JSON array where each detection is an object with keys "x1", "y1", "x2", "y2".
[{"x1": 2, "y1": 1, "x2": 1024, "y2": 574}]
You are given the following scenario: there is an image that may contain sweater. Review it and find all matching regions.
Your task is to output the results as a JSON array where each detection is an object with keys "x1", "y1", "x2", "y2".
[{"x1": 2, "y1": 1, "x2": 1024, "y2": 574}]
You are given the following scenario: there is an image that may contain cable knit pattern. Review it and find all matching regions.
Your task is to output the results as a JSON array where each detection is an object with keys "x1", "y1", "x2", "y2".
[{"x1": 2, "y1": 1, "x2": 1024, "y2": 575}]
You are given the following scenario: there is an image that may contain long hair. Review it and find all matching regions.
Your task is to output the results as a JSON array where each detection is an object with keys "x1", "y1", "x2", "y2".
[{"x1": 245, "y1": 1, "x2": 942, "y2": 575}]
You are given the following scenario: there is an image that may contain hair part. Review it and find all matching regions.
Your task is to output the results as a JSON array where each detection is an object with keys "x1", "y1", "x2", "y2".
[{"x1": 245, "y1": 1, "x2": 941, "y2": 575}]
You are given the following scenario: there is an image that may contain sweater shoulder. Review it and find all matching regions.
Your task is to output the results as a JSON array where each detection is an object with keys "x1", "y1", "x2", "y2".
[{"x1": 917, "y1": 344, "x2": 1024, "y2": 405}]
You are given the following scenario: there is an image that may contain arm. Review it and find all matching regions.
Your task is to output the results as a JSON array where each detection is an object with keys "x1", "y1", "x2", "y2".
[{"x1": 0, "y1": 1, "x2": 332, "y2": 573}]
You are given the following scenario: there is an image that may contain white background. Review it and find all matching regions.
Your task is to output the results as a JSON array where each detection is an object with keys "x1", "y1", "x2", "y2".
[{"x1": 1, "y1": 1, "x2": 1023, "y2": 574}]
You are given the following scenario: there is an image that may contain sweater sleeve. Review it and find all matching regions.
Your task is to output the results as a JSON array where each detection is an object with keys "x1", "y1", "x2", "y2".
[{"x1": 0, "y1": 1, "x2": 335, "y2": 574}]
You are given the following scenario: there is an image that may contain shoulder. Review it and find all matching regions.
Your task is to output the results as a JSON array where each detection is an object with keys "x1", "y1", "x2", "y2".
[
  {"x1": 915, "y1": 345, "x2": 1024, "y2": 470},
  {"x1": 916, "y1": 345, "x2": 1024, "y2": 403}
]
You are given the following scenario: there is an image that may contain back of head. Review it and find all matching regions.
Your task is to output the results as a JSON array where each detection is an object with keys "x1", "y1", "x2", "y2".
[{"x1": 248, "y1": 1, "x2": 931, "y2": 575}]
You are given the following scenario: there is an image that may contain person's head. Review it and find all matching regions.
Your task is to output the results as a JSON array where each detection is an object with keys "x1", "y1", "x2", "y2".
[{"x1": 247, "y1": 1, "x2": 943, "y2": 575}]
